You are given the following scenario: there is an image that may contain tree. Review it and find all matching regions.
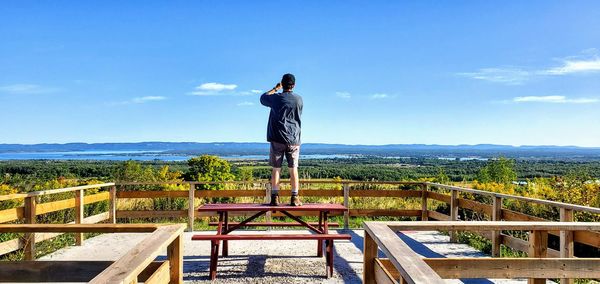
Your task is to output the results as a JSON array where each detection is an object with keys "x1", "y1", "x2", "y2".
[
  {"x1": 186, "y1": 155, "x2": 235, "y2": 191},
  {"x1": 477, "y1": 157, "x2": 517, "y2": 185}
]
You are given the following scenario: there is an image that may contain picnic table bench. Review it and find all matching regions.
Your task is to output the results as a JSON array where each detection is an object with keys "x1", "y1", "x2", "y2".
[{"x1": 192, "y1": 203, "x2": 351, "y2": 280}]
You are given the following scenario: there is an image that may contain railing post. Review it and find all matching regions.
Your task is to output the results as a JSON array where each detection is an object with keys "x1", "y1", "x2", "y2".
[
  {"x1": 75, "y1": 189, "x2": 84, "y2": 245},
  {"x1": 528, "y1": 230, "x2": 548, "y2": 284},
  {"x1": 421, "y1": 183, "x2": 428, "y2": 221},
  {"x1": 363, "y1": 230, "x2": 378, "y2": 284},
  {"x1": 24, "y1": 196, "x2": 36, "y2": 260},
  {"x1": 449, "y1": 189, "x2": 458, "y2": 242},
  {"x1": 188, "y1": 183, "x2": 195, "y2": 232},
  {"x1": 167, "y1": 235, "x2": 183, "y2": 284},
  {"x1": 560, "y1": 208, "x2": 574, "y2": 284},
  {"x1": 343, "y1": 183, "x2": 349, "y2": 229},
  {"x1": 265, "y1": 182, "x2": 272, "y2": 225},
  {"x1": 491, "y1": 196, "x2": 502, "y2": 257},
  {"x1": 109, "y1": 185, "x2": 117, "y2": 224}
]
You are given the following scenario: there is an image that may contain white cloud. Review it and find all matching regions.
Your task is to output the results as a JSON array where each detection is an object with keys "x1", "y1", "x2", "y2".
[
  {"x1": 237, "y1": 101, "x2": 255, "y2": 106},
  {"x1": 131, "y1": 96, "x2": 166, "y2": 104},
  {"x1": 336, "y1": 92, "x2": 351, "y2": 99},
  {"x1": 197, "y1": 82, "x2": 237, "y2": 91},
  {"x1": 513, "y1": 95, "x2": 598, "y2": 104},
  {"x1": 370, "y1": 93, "x2": 389, "y2": 99},
  {"x1": 0, "y1": 84, "x2": 60, "y2": 94},
  {"x1": 188, "y1": 82, "x2": 244, "y2": 96},
  {"x1": 544, "y1": 58, "x2": 600, "y2": 75},
  {"x1": 250, "y1": 89, "x2": 263, "y2": 94},
  {"x1": 460, "y1": 50, "x2": 600, "y2": 84},
  {"x1": 458, "y1": 68, "x2": 530, "y2": 85}
]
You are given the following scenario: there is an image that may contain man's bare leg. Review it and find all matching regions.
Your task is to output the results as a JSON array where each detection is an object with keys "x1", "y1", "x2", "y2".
[
  {"x1": 289, "y1": 166, "x2": 302, "y2": 206},
  {"x1": 270, "y1": 168, "x2": 281, "y2": 205}
]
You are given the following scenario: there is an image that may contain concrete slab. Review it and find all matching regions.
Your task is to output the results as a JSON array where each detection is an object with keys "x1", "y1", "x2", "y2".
[{"x1": 40, "y1": 229, "x2": 545, "y2": 283}]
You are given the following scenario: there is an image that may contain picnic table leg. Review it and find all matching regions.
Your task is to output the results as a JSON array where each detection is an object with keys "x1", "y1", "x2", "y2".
[
  {"x1": 223, "y1": 211, "x2": 229, "y2": 257},
  {"x1": 327, "y1": 239, "x2": 334, "y2": 278},
  {"x1": 210, "y1": 240, "x2": 219, "y2": 280},
  {"x1": 323, "y1": 211, "x2": 331, "y2": 276},
  {"x1": 317, "y1": 211, "x2": 323, "y2": 257}
]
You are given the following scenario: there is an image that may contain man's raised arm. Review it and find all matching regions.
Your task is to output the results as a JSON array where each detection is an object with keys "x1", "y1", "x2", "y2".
[{"x1": 260, "y1": 83, "x2": 282, "y2": 107}]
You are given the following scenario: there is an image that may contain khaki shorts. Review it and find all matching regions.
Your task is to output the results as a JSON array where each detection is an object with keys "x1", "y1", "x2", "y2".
[{"x1": 269, "y1": 142, "x2": 300, "y2": 168}]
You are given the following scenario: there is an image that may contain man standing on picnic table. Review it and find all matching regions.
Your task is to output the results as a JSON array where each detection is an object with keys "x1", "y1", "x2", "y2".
[{"x1": 260, "y1": 73, "x2": 303, "y2": 206}]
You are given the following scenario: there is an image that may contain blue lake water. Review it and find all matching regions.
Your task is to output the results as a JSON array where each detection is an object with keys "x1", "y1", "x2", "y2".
[{"x1": 0, "y1": 151, "x2": 353, "y2": 161}]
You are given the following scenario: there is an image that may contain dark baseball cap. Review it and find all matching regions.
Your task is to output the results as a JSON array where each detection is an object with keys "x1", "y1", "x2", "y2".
[{"x1": 281, "y1": 73, "x2": 295, "y2": 86}]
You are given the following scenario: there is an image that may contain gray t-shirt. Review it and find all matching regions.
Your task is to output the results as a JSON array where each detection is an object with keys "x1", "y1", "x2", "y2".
[{"x1": 260, "y1": 91, "x2": 303, "y2": 145}]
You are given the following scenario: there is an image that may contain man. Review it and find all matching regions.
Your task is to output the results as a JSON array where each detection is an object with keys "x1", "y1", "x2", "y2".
[{"x1": 260, "y1": 73, "x2": 303, "y2": 206}]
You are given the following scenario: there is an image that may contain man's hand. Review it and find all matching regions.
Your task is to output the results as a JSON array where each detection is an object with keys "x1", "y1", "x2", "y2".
[{"x1": 266, "y1": 83, "x2": 282, "y2": 95}]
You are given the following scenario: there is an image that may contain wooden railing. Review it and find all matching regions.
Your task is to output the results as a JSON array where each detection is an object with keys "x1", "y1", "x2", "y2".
[
  {"x1": 3, "y1": 179, "x2": 600, "y2": 268},
  {"x1": 0, "y1": 183, "x2": 115, "y2": 260},
  {"x1": 363, "y1": 221, "x2": 600, "y2": 284},
  {"x1": 0, "y1": 223, "x2": 185, "y2": 284}
]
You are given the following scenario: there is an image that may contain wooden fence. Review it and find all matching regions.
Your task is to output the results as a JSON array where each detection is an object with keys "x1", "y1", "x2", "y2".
[
  {"x1": 0, "y1": 183, "x2": 115, "y2": 260},
  {"x1": 0, "y1": 223, "x2": 184, "y2": 284},
  {"x1": 364, "y1": 221, "x2": 600, "y2": 284},
  {"x1": 2, "y1": 179, "x2": 600, "y2": 271}
]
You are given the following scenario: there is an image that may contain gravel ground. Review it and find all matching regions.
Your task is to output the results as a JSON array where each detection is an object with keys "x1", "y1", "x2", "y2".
[{"x1": 41, "y1": 229, "x2": 543, "y2": 283}]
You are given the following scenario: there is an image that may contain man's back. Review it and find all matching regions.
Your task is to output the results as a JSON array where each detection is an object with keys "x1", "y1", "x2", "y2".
[{"x1": 260, "y1": 91, "x2": 303, "y2": 145}]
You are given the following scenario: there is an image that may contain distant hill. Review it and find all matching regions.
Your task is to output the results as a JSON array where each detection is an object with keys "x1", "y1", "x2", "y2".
[{"x1": 1, "y1": 142, "x2": 599, "y2": 160}]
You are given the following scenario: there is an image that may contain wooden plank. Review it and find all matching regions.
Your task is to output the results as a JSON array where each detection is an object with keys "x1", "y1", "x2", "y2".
[
  {"x1": 117, "y1": 210, "x2": 187, "y2": 219},
  {"x1": 36, "y1": 198, "x2": 76, "y2": 215},
  {"x1": 426, "y1": 191, "x2": 451, "y2": 203},
  {"x1": 349, "y1": 190, "x2": 421, "y2": 198},
  {"x1": 560, "y1": 208, "x2": 574, "y2": 284},
  {"x1": 118, "y1": 191, "x2": 188, "y2": 198},
  {"x1": 384, "y1": 221, "x2": 600, "y2": 232},
  {"x1": 84, "y1": 192, "x2": 110, "y2": 204},
  {"x1": 420, "y1": 185, "x2": 428, "y2": 221},
  {"x1": 188, "y1": 184, "x2": 195, "y2": 232},
  {"x1": 343, "y1": 184, "x2": 350, "y2": 229},
  {"x1": 0, "y1": 183, "x2": 114, "y2": 201},
  {"x1": 364, "y1": 222, "x2": 445, "y2": 284},
  {"x1": 0, "y1": 224, "x2": 160, "y2": 233},
  {"x1": 573, "y1": 230, "x2": 600, "y2": 248},
  {"x1": 349, "y1": 209, "x2": 421, "y2": 217},
  {"x1": 364, "y1": 229, "x2": 378, "y2": 284},
  {"x1": 75, "y1": 189, "x2": 84, "y2": 245},
  {"x1": 23, "y1": 196, "x2": 36, "y2": 260},
  {"x1": 449, "y1": 190, "x2": 458, "y2": 242},
  {"x1": 491, "y1": 196, "x2": 502, "y2": 257},
  {"x1": 191, "y1": 234, "x2": 352, "y2": 241},
  {"x1": 0, "y1": 207, "x2": 23, "y2": 223},
  {"x1": 197, "y1": 189, "x2": 264, "y2": 198},
  {"x1": 145, "y1": 261, "x2": 171, "y2": 284},
  {"x1": 502, "y1": 234, "x2": 529, "y2": 253},
  {"x1": 109, "y1": 186, "x2": 117, "y2": 223},
  {"x1": 0, "y1": 261, "x2": 113, "y2": 282},
  {"x1": 272, "y1": 189, "x2": 342, "y2": 197},
  {"x1": 167, "y1": 236, "x2": 182, "y2": 284},
  {"x1": 89, "y1": 224, "x2": 185, "y2": 284},
  {"x1": 458, "y1": 198, "x2": 492, "y2": 216},
  {"x1": 528, "y1": 230, "x2": 548, "y2": 284},
  {"x1": 427, "y1": 210, "x2": 450, "y2": 221},
  {"x1": 374, "y1": 258, "x2": 399, "y2": 284},
  {"x1": 424, "y1": 258, "x2": 600, "y2": 279}
]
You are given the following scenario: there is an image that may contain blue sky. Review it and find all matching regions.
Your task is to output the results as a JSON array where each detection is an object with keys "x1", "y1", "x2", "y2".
[{"x1": 1, "y1": 1, "x2": 600, "y2": 146}]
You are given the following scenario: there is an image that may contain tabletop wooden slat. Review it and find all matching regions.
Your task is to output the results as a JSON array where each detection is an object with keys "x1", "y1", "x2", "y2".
[{"x1": 197, "y1": 203, "x2": 347, "y2": 212}]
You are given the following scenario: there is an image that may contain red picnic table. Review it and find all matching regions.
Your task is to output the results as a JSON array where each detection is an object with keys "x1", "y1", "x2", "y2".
[{"x1": 192, "y1": 203, "x2": 351, "y2": 279}]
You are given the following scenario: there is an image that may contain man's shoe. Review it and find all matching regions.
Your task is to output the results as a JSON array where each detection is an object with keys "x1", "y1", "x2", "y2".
[
  {"x1": 269, "y1": 194, "x2": 280, "y2": 206},
  {"x1": 290, "y1": 194, "x2": 303, "y2": 206}
]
